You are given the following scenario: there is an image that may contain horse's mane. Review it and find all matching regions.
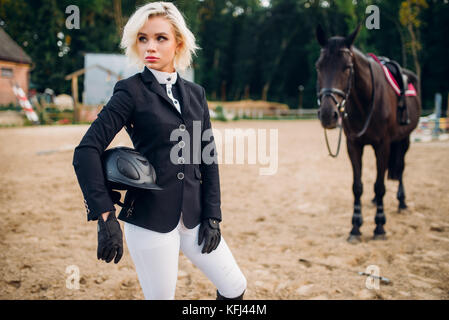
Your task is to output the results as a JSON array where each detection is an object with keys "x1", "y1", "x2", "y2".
[{"x1": 350, "y1": 47, "x2": 371, "y2": 65}]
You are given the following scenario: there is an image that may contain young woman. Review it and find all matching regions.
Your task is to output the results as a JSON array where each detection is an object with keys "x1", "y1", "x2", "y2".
[{"x1": 72, "y1": 2, "x2": 247, "y2": 300}]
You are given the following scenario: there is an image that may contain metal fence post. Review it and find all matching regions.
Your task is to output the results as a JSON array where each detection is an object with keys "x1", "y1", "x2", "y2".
[{"x1": 433, "y1": 93, "x2": 442, "y2": 138}]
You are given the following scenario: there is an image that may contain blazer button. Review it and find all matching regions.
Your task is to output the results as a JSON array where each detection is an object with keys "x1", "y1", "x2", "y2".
[
  {"x1": 178, "y1": 157, "x2": 185, "y2": 164},
  {"x1": 178, "y1": 141, "x2": 185, "y2": 148},
  {"x1": 177, "y1": 172, "x2": 184, "y2": 180},
  {"x1": 179, "y1": 124, "x2": 186, "y2": 131}
]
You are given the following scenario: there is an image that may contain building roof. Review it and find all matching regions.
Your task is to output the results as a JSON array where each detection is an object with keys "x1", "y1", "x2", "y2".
[{"x1": 0, "y1": 27, "x2": 32, "y2": 65}]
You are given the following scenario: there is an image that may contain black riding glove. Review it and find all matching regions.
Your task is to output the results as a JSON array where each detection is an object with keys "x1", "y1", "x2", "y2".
[
  {"x1": 97, "y1": 211, "x2": 123, "y2": 264},
  {"x1": 198, "y1": 218, "x2": 221, "y2": 254}
]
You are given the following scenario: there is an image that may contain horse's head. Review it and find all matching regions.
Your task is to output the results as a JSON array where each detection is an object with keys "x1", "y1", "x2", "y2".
[{"x1": 315, "y1": 24, "x2": 360, "y2": 129}]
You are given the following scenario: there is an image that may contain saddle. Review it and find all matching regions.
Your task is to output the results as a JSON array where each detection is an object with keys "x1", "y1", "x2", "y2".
[
  {"x1": 378, "y1": 57, "x2": 406, "y2": 93},
  {"x1": 368, "y1": 54, "x2": 412, "y2": 125}
]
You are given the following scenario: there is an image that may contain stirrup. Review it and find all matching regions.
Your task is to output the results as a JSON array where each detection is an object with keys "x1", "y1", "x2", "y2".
[
  {"x1": 397, "y1": 96, "x2": 409, "y2": 125},
  {"x1": 398, "y1": 110, "x2": 410, "y2": 125}
]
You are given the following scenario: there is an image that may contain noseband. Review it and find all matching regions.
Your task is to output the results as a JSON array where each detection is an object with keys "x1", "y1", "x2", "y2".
[{"x1": 316, "y1": 48, "x2": 376, "y2": 157}]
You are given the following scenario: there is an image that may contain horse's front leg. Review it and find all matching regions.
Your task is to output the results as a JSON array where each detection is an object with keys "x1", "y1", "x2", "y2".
[
  {"x1": 347, "y1": 139, "x2": 364, "y2": 243},
  {"x1": 373, "y1": 141, "x2": 389, "y2": 240}
]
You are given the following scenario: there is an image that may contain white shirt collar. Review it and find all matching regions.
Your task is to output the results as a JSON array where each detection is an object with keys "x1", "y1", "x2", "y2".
[{"x1": 146, "y1": 66, "x2": 177, "y2": 85}]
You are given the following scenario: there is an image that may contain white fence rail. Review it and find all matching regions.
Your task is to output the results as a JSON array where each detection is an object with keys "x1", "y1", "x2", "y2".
[{"x1": 213, "y1": 108, "x2": 319, "y2": 120}]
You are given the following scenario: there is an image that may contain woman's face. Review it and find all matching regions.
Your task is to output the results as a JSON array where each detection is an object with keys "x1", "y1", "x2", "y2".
[{"x1": 136, "y1": 16, "x2": 181, "y2": 73}]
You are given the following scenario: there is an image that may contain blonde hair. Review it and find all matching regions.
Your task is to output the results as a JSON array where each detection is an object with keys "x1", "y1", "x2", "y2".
[{"x1": 120, "y1": 1, "x2": 199, "y2": 71}]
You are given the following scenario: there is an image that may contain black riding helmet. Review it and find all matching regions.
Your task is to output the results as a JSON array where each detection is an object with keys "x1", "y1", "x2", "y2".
[{"x1": 102, "y1": 147, "x2": 162, "y2": 207}]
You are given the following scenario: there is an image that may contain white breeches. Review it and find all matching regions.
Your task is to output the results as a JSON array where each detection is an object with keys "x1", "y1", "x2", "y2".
[{"x1": 123, "y1": 216, "x2": 247, "y2": 300}]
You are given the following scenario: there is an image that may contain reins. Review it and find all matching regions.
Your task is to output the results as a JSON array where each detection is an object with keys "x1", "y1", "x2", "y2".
[
  {"x1": 345, "y1": 57, "x2": 376, "y2": 139},
  {"x1": 323, "y1": 121, "x2": 343, "y2": 158}
]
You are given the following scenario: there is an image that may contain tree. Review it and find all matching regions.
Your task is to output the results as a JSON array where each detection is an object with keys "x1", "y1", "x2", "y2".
[{"x1": 399, "y1": 0, "x2": 428, "y2": 82}]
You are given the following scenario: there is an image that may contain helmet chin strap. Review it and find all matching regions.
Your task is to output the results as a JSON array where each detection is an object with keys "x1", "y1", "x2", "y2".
[{"x1": 109, "y1": 189, "x2": 142, "y2": 218}]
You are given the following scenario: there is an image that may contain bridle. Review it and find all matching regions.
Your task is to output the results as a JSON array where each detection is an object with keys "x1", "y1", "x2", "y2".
[
  {"x1": 316, "y1": 48, "x2": 376, "y2": 157},
  {"x1": 317, "y1": 48, "x2": 354, "y2": 114}
]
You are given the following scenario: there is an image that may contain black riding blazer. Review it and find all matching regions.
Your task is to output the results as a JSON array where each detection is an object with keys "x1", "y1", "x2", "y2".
[{"x1": 72, "y1": 67, "x2": 221, "y2": 232}]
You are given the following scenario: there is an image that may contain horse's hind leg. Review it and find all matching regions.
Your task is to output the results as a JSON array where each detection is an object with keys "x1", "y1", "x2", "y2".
[
  {"x1": 397, "y1": 177, "x2": 407, "y2": 210},
  {"x1": 347, "y1": 140, "x2": 364, "y2": 243},
  {"x1": 373, "y1": 142, "x2": 389, "y2": 240},
  {"x1": 396, "y1": 137, "x2": 410, "y2": 211}
]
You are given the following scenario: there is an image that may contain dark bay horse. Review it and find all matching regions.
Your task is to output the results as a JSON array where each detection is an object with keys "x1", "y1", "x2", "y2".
[{"x1": 315, "y1": 25, "x2": 421, "y2": 242}]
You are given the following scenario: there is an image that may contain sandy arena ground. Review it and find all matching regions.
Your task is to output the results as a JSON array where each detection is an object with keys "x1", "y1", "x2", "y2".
[{"x1": 0, "y1": 120, "x2": 448, "y2": 300}]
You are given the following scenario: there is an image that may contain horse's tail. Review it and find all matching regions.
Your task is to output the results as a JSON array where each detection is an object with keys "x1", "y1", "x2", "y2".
[{"x1": 388, "y1": 137, "x2": 410, "y2": 180}]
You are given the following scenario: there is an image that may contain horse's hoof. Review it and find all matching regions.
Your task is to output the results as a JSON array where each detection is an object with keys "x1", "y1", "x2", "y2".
[
  {"x1": 398, "y1": 203, "x2": 408, "y2": 212},
  {"x1": 347, "y1": 234, "x2": 362, "y2": 243},
  {"x1": 373, "y1": 233, "x2": 387, "y2": 240}
]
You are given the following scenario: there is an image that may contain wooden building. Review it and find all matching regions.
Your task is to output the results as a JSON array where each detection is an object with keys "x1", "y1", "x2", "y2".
[{"x1": 0, "y1": 27, "x2": 33, "y2": 105}]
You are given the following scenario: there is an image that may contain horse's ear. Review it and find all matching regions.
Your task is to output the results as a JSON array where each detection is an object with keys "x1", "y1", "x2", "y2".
[
  {"x1": 345, "y1": 24, "x2": 361, "y2": 48},
  {"x1": 316, "y1": 24, "x2": 327, "y2": 47}
]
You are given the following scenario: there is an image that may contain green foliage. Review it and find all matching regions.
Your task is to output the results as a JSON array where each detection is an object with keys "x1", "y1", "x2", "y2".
[
  {"x1": 0, "y1": 103, "x2": 21, "y2": 111},
  {"x1": 399, "y1": 0, "x2": 428, "y2": 28},
  {"x1": 213, "y1": 105, "x2": 228, "y2": 121},
  {"x1": 0, "y1": 0, "x2": 447, "y2": 114}
]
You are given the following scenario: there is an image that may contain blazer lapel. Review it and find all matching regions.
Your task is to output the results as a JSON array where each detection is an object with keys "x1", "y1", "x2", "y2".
[
  {"x1": 141, "y1": 67, "x2": 190, "y2": 120},
  {"x1": 177, "y1": 74, "x2": 190, "y2": 119}
]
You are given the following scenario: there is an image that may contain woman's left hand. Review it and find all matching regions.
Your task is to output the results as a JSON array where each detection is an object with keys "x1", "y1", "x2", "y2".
[{"x1": 198, "y1": 218, "x2": 221, "y2": 254}]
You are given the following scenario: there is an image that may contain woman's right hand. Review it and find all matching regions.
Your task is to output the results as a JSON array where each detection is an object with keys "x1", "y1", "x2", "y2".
[{"x1": 97, "y1": 211, "x2": 123, "y2": 264}]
